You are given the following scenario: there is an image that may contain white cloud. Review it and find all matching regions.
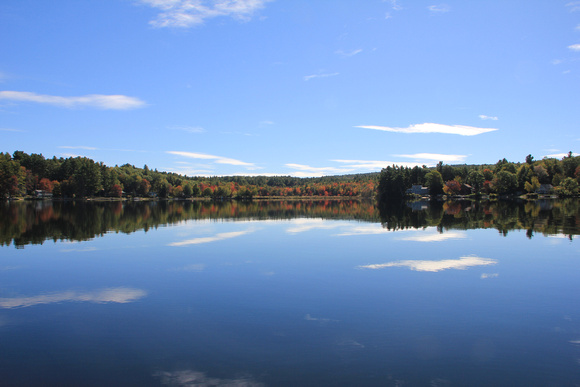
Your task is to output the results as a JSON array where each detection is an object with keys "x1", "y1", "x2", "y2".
[
  {"x1": 60, "y1": 153, "x2": 84, "y2": 158},
  {"x1": 304, "y1": 72, "x2": 339, "y2": 81},
  {"x1": 167, "y1": 150, "x2": 255, "y2": 168},
  {"x1": 393, "y1": 153, "x2": 467, "y2": 163},
  {"x1": 335, "y1": 49, "x2": 363, "y2": 57},
  {"x1": 481, "y1": 273, "x2": 499, "y2": 279},
  {"x1": 543, "y1": 152, "x2": 578, "y2": 159},
  {"x1": 0, "y1": 287, "x2": 147, "y2": 309},
  {"x1": 0, "y1": 91, "x2": 145, "y2": 110},
  {"x1": 356, "y1": 122, "x2": 498, "y2": 136},
  {"x1": 285, "y1": 163, "x2": 354, "y2": 176},
  {"x1": 59, "y1": 146, "x2": 98, "y2": 150},
  {"x1": 359, "y1": 255, "x2": 497, "y2": 272},
  {"x1": 479, "y1": 114, "x2": 498, "y2": 120},
  {"x1": 428, "y1": 4, "x2": 450, "y2": 13},
  {"x1": 568, "y1": 44, "x2": 580, "y2": 51},
  {"x1": 169, "y1": 230, "x2": 253, "y2": 246},
  {"x1": 139, "y1": 0, "x2": 271, "y2": 28},
  {"x1": 333, "y1": 159, "x2": 431, "y2": 169}
]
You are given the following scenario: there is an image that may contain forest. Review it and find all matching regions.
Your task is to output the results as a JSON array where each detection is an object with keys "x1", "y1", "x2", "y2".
[{"x1": 0, "y1": 151, "x2": 579, "y2": 200}]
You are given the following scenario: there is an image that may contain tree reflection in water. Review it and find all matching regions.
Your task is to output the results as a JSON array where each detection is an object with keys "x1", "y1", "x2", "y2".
[{"x1": 1, "y1": 198, "x2": 578, "y2": 247}]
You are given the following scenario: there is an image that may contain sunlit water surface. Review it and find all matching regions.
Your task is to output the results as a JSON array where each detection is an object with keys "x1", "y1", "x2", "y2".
[{"x1": 1, "y1": 200, "x2": 579, "y2": 386}]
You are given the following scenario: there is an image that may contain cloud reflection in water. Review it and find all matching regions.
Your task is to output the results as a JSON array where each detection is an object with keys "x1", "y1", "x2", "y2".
[
  {"x1": 359, "y1": 256, "x2": 497, "y2": 272},
  {"x1": 155, "y1": 370, "x2": 264, "y2": 387},
  {"x1": 0, "y1": 287, "x2": 147, "y2": 309},
  {"x1": 168, "y1": 230, "x2": 254, "y2": 247}
]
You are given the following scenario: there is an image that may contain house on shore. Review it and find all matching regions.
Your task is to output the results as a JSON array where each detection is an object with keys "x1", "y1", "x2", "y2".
[
  {"x1": 406, "y1": 185, "x2": 430, "y2": 195},
  {"x1": 536, "y1": 184, "x2": 553, "y2": 195},
  {"x1": 34, "y1": 190, "x2": 53, "y2": 199}
]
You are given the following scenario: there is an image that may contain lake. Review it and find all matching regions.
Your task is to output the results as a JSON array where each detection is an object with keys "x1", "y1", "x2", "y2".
[{"x1": 1, "y1": 199, "x2": 579, "y2": 386}]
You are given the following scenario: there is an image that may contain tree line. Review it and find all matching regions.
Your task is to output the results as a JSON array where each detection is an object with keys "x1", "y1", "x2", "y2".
[
  {"x1": 1, "y1": 151, "x2": 579, "y2": 201},
  {"x1": 376, "y1": 153, "x2": 580, "y2": 201},
  {"x1": 0, "y1": 151, "x2": 375, "y2": 199}
]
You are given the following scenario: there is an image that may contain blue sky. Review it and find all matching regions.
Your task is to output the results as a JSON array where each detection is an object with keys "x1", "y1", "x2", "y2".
[{"x1": 1, "y1": 0, "x2": 579, "y2": 177}]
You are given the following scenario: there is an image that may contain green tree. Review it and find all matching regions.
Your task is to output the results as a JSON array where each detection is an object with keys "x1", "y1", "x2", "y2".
[
  {"x1": 493, "y1": 170, "x2": 517, "y2": 194},
  {"x1": 555, "y1": 177, "x2": 579, "y2": 196},
  {"x1": 466, "y1": 170, "x2": 485, "y2": 194},
  {"x1": 524, "y1": 176, "x2": 540, "y2": 193},
  {"x1": 424, "y1": 171, "x2": 444, "y2": 195}
]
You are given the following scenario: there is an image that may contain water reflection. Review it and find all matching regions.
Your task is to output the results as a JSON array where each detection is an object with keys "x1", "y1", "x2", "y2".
[
  {"x1": 0, "y1": 287, "x2": 147, "y2": 309},
  {"x1": 154, "y1": 370, "x2": 264, "y2": 387},
  {"x1": 359, "y1": 256, "x2": 497, "y2": 272},
  {"x1": 169, "y1": 229, "x2": 255, "y2": 247},
  {"x1": 395, "y1": 229, "x2": 467, "y2": 242},
  {"x1": 1, "y1": 198, "x2": 578, "y2": 247}
]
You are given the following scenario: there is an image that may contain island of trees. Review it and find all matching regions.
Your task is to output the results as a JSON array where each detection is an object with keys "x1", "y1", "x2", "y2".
[{"x1": 0, "y1": 151, "x2": 579, "y2": 201}]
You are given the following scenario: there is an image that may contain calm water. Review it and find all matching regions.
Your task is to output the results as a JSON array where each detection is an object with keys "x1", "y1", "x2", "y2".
[{"x1": 1, "y1": 199, "x2": 579, "y2": 386}]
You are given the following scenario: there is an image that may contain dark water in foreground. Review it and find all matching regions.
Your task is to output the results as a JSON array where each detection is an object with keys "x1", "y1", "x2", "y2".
[{"x1": 0, "y1": 199, "x2": 579, "y2": 386}]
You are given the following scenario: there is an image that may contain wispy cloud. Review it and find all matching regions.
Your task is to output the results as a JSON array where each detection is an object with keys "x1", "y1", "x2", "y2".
[
  {"x1": 335, "y1": 49, "x2": 363, "y2": 57},
  {"x1": 428, "y1": 4, "x2": 450, "y2": 13},
  {"x1": 479, "y1": 114, "x2": 498, "y2": 121},
  {"x1": 60, "y1": 153, "x2": 84, "y2": 158},
  {"x1": 169, "y1": 230, "x2": 254, "y2": 247},
  {"x1": 387, "y1": 0, "x2": 403, "y2": 11},
  {"x1": 359, "y1": 255, "x2": 497, "y2": 272},
  {"x1": 59, "y1": 146, "x2": 98, "y2": 150},
  {"x1": 356, "y1": 123, "x2": 498, "y2": 136},
  {"x1": 285, "y1": 163, "x2": 354, "y2": 176},
  {"x1": 568, "y1": 44, "x2": 580, "y2": 51},
  {"x1": 304, "y1": 72, "x2": 339, "y2": 81},
  {"x1": 167, "y1": 150, "x2": 256, "y2": 168},
  {"x1": 332, "y1": 159, "x2": 429, "y2": 170},
  {"x1": 566, "y1": 1, "x2": 580, "y2": 12},
  {"x1": 481, "y1": 273, "x2": 499, "y2": 279},
  {"x1": 170, "y1": 126, "x2": 206, "y2": 134},
  {"x1": 139, "y1": 0, "x2": 272, "y2": 28},
  {"x1": 393, "y1": 153, "x2": 467, "y2": 163},
  {"x1": 0, "y1": 91, "x2": 146, "y2": 110},
  {"x1": 543, "y1": 152, "x2": 578, "y2": 159},
  {"x1": 0, "y1": 287, "x2": 147, "y2": 309}
]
